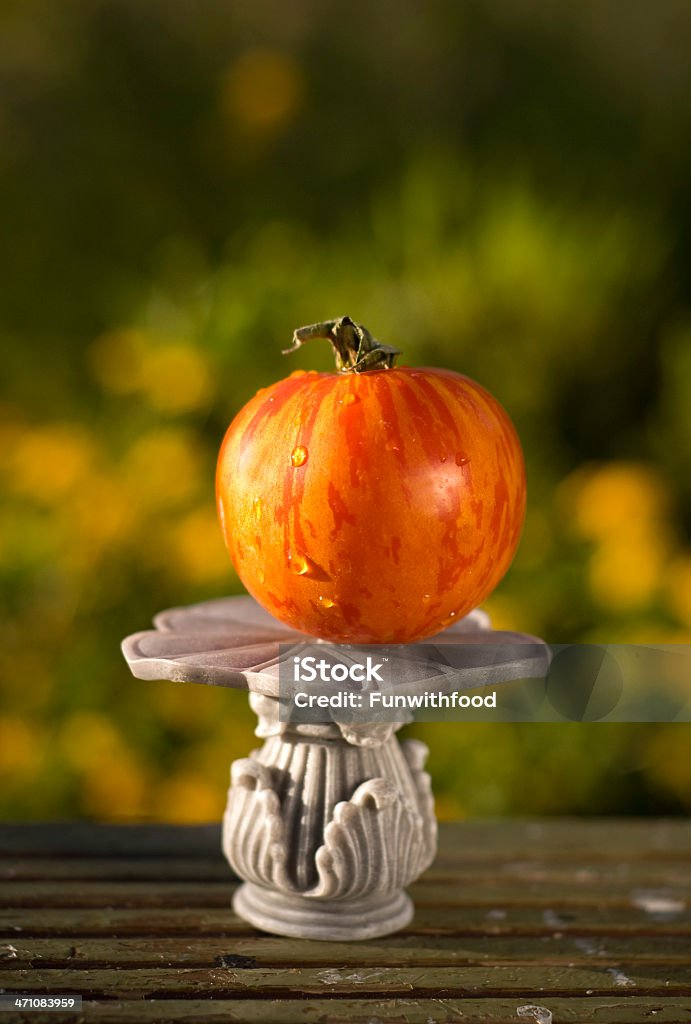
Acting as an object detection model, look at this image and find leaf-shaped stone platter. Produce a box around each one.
[121,594,546,699]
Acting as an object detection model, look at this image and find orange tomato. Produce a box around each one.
[216,318,526,643]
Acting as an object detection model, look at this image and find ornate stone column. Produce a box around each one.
[223,691,435,939]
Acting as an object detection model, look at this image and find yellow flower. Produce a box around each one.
[154,771,224,823]
[220,49,304,132]
[82,757,149,818]
[8,424,96,503]
[170,506,232,585]
[588,533,666,611]
[59,711,126,770]
[121,427,204,509]
[138,344,213,414]
[65,473,137,560]
[0,716,43,781]
[666,556,691,627]
[559,462,669,542]
[58,712,150,818]
[89,330,213,413]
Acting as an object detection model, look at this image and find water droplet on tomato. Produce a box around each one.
[319,596,336,609]
[289,369,307,378]
[253,497,263,520]
[440,453,448,463]
[291,553,309,576]
[340,393,358,406]
[422,594,431,604]
[288,552,331,581]
[455,452,469,466]
[257,568,265,584]
[291,445,308,467]
[385,441,401,453]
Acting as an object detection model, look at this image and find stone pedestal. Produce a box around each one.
[122,595,545,940]
[224,699,435,939]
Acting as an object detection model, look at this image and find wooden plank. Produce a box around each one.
[1,857,688,887]
[0,820,687,1022]
[3,905,691,938]
[1,962,690,998]
[4,997,691,1024]
[419,864,691,885]
[2,934,690,969]
[1,879,689,911]
[415,879,690,906]
[435,820,691,858]
[0,881,239,909]
[0,824,221,859]
[1,820,689,859]
[0,860,232,882]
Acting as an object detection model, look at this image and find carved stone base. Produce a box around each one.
[222,698,437,941]
[233,883,413,941]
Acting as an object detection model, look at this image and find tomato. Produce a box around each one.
[216,317,526,643]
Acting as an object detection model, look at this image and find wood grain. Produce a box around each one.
[0,820,689,1023]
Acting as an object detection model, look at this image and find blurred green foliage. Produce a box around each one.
[1,0,691,821]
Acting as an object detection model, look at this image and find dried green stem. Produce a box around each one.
[282,316,400,373]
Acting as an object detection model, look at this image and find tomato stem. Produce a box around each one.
[282,316,400,373]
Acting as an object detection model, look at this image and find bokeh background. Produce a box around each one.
[1,0,690,822]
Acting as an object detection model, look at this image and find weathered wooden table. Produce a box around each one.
[1,820,690,1023]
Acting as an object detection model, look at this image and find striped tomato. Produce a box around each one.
[216,317,526,643]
